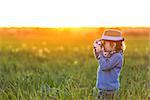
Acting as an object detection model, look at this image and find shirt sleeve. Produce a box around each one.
[98,53,122,71]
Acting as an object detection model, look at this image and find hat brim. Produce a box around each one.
[101,36,124,41]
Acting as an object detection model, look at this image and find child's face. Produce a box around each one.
[103,41,115,52]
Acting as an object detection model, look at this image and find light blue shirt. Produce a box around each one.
[96,51,124,91]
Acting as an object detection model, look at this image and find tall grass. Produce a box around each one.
[0,36,149,99]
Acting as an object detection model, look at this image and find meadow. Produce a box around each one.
[0,28,149,100]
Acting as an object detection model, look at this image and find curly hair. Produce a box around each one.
[102,40,126,53]
[114,41,126,52]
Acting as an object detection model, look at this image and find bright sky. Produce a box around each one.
[0,0,149,27]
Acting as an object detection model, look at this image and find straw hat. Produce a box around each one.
[101,29,124,41]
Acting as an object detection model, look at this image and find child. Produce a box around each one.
[93,29,126,99]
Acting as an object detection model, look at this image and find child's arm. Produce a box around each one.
[98,53,123,71]
[93,48,101,60]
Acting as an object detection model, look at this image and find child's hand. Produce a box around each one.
[93,39,103,60]
[93,39,102,53]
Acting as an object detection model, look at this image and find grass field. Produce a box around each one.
[0,28,149,99]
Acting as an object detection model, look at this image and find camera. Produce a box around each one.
[93,39,103,49]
